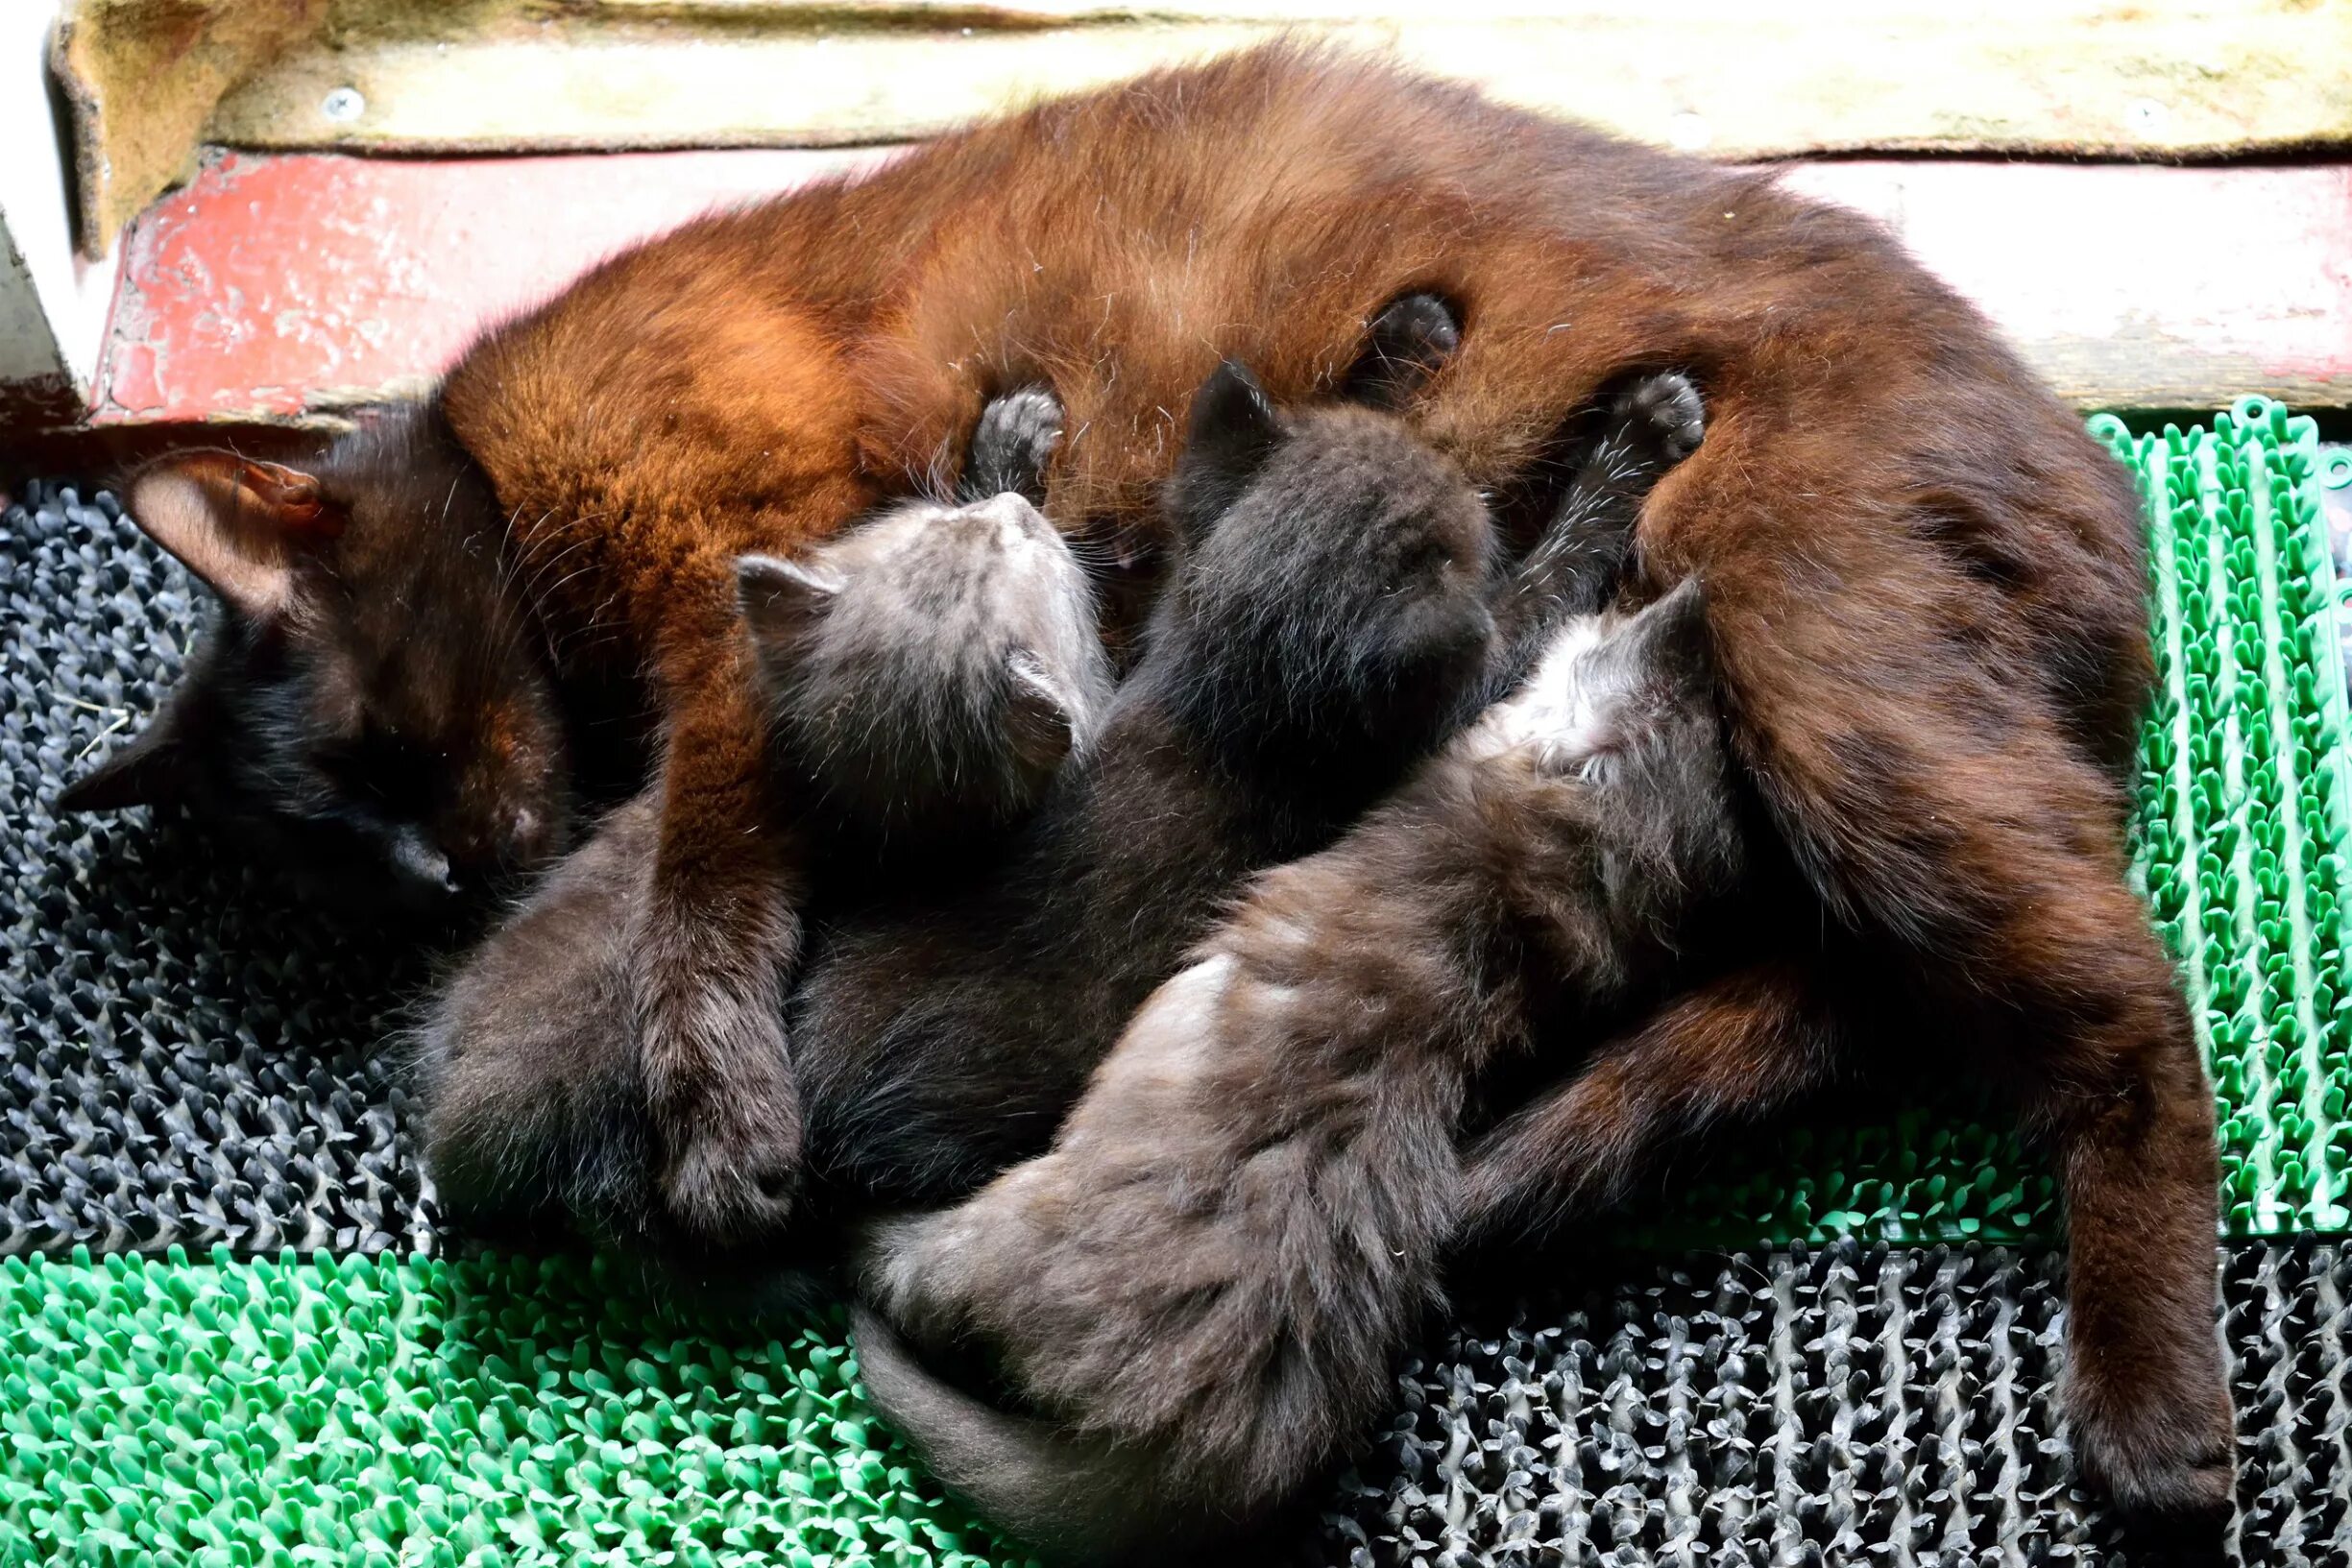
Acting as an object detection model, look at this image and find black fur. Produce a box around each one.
[63,406,570,912]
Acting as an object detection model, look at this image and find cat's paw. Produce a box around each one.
[2070,1363,2236,1528]
[965,384,1064,503]
[631,905,804,1245]
[413,802,660,1242]
[1614,371,1707,467]
[645,1000,804,1244]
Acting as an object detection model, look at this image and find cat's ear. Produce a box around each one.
[737,553,846,661]
[1168,360,1281,544]
[127,451,347,619]
[57,697,203,812]
[1003,649,1079,777]
[1344,292,1462,411]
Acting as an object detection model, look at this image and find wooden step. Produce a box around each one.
[84,149,2352,434]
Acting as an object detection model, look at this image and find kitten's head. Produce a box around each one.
[61,406,569,911]
[1477,579,1746,907]
[739,490,1113,839]
[1153,358,1496,773]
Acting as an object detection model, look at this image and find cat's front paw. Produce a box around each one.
[631,918,804,1245]
[2070,1355,2235,1529]
[1616,371,1706,466]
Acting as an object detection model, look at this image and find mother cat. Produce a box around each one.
[68,44,2223,1516]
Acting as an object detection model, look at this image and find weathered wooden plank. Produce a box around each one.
[2,2,119,433]
[204,1,2352,163]
[52,0,328,256]
[85,150,2352,431]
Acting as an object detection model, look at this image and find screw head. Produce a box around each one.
[322,87,365,124]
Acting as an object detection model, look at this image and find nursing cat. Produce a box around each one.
[72,47,2219,1511]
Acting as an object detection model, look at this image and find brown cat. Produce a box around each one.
[854,579,1746,1563]
[66,44,2219,1514]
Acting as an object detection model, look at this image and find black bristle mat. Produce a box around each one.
[1,480,430,1257]
[1317,1239,2350,1566]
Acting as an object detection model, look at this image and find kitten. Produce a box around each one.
[855,580,1745,1564]
[784,351,1703,1209]
[420,387,1108,1250]
[740,387,1109,852]
[69,46,2219,1509]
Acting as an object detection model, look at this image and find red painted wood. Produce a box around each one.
[1778,160,2352,404]
[97,148,892,423]
[93,149,2352,425]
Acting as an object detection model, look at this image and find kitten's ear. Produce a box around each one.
[127,451,347,619]
[737,553,845,660]
[58,697,203,812]
[1616,577,1715,688]
[1344,292,1462,411]
[1003,649,1079,777]
[1168,360,1281,543]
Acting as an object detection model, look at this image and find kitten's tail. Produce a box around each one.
[850,1308,1213,1568]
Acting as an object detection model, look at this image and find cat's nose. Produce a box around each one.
[387,823,458,895]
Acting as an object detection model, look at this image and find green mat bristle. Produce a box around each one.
[0,1248,1024,1568]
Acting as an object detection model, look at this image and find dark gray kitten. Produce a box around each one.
[855,579,1746,1565]
[418,387,1106,1250]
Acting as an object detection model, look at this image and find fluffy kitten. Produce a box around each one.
[740,385,1109,855]
[421,389,1106,1249]
[856,580,1744,1564]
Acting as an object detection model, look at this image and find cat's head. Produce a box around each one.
[1475,579,1746,905]
[61,406,569,911]
[738,489,1113,839]
[1153,354,1496,772]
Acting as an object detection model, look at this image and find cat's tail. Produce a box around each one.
[850,1308,1222,1568]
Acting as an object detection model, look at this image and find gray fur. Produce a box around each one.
[740,488,1113,841]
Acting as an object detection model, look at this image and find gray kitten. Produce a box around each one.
[419,388,1110,1253]
[855,578,1746,1564]
[739,387,1109,844]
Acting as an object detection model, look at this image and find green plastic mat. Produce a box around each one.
[1619,397,2352,1245]
[0,1248,1021,1568]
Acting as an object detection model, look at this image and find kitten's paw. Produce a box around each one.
[1616,371,1707,466]
[966,385,1064,503]
[2071,1367,2236,1528]
[1346,292,1463,408]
